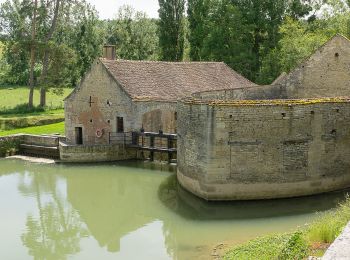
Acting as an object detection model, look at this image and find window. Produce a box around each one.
[117,117,124,133]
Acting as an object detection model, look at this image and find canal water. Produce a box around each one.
[0,158,349,260]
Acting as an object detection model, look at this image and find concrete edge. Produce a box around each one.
[322,221,350,259]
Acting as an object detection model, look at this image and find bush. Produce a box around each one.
[0,138,21,157]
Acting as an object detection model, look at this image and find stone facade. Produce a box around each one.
[177,98,350,200]
[177,35,350,200]
[64,61,177,146]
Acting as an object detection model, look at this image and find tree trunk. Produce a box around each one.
[39,0,61,107]
[28,0,38,108]
[40,87,46,107]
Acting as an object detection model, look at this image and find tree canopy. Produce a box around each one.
[1,0,350,108]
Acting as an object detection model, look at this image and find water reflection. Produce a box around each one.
[17,167,87,259]
[1,159,350,260]
[158,174,350,220]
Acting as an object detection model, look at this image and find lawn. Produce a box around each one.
[0,86,72,110]
[0,122,65,136]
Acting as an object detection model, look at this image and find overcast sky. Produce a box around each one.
[0,0,160,19]
[86,0,160,19]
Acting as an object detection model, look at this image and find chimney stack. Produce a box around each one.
[103,45,116,60]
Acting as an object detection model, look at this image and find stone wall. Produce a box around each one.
[278,35,350,99]
[65,61,178,147]
[65,60,135,145]
[59,142,137,162]
[192,84,286,101]
[177,98,350,200]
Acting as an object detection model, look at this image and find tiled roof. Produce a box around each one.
[100,59,256,101]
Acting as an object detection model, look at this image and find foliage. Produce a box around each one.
[187,0,211,61]
[0,0,103,87]
[201,0,256,80]
[103,5,159,61]
[0,122,64,136]
[224,233,294,260]
[307,195,350,243]
[0,138,20,157]
[225,196,350,259]
[158,0,185,61]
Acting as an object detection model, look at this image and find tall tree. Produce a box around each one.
[158,0,185,61]
[38,0,61,107]
[187,0,211,61]
[28,0,38,108]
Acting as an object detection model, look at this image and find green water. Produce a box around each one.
[0,158,349,260]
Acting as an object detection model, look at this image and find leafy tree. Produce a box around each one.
[187,0,211,61]
[158,0,185,61]
[0,0,103,108]
[201,0,256,79]
[104,5,159,61]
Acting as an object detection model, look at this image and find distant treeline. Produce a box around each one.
[0,0,350,107]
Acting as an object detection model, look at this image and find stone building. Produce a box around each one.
[177,34,350,200]
[64,46,255,146]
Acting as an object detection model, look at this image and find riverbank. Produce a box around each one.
[223,195,350,259]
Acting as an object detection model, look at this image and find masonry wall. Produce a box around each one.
[279,35,350,99]
[192,84,286,101]
[65,61,135,145]
[59,142,137,162]
[177,100,350,200]
[65,61,178,148]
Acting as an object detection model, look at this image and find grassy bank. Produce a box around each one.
[0,110,64,130]
[0,122,65,136]
[0,86,72,111]
[224,196,350,260]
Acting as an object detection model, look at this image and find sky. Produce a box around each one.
[86,0,160,19]
[0,0,160,19]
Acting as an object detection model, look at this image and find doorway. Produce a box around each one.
[75,127,83,145]
[117,117,124,133]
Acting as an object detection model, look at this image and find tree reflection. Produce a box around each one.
[18,170,87,260]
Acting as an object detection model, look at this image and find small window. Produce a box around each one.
[107,120,110,124]
[331,129,337,135]
[282,113,286,118]
[335,52,339,57]
[310,111,314,115]
[174,112,177,120]
[107,100,111,106]
[336,109,340,113]
[90,119,93,123]
[117,117,124,133]
[229,115,233,118]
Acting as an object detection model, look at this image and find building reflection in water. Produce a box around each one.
[6,159,349,260]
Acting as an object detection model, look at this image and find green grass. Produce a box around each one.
[0,122,65,136]
[224,196,350,260]
[0,86,72,111]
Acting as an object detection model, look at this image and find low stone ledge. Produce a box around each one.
[322,221,350,259]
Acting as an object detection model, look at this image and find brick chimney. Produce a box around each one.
[103,45,116,60]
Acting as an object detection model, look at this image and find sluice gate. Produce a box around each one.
[109,131,177,163]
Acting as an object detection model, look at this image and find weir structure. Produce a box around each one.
[176,35,350,200]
